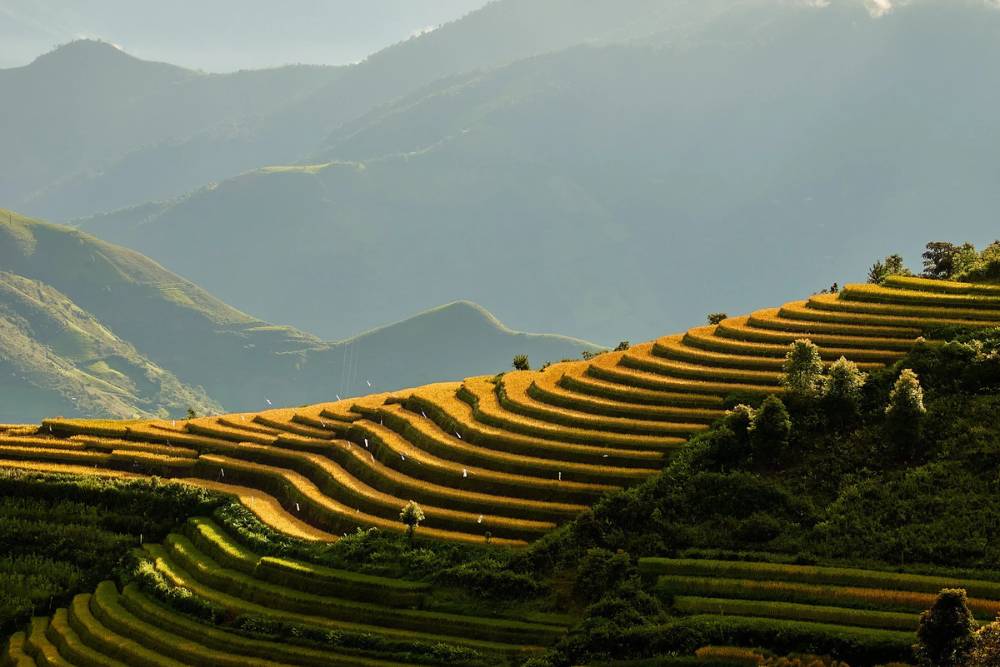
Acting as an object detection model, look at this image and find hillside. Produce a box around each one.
[2,274,1000,664]
[79,0,1000,346]
[0,209,599,418]
[0,272,218,422]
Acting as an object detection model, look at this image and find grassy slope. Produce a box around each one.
[0,209,598,419]
[79,1,1000,347]
[0,271,219,422]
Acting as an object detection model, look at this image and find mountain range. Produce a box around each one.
[0,209,598,422]
[64,0,1000,345]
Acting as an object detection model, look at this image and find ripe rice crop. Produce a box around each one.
[177,479,335,542]
[715,317,918,351]
[460,376,694,448]
[531,365,724,423]
[747,308,924,339]
[842,283,1000,309]
[883,275,1000,296]
[807,293,1000,324]
[559,364,725,407]
[408,382,669,464]
[620,345,785,385]
[498,371,705,435]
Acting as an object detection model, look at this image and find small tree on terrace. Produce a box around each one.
[512,354,530,371]
[915,589,975,667]
[399,500,425,541]
[782,339,824,399]
[707,312,728,325]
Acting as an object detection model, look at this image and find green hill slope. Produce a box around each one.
[0,271,218,422]
[0,209,598,418]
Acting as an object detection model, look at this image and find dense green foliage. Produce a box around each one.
[0,471,221,637]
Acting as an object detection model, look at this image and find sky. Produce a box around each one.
[0,0,491,71]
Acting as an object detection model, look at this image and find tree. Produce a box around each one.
[869,254,912,285]
[885,368,927,453]
[822,356,867,422]
[512,354,530,371]
[970,617,1000,667]
[782,339,824,399]
[399,500,425,541]
[707,312,728,325]
[185,407,197,420]
[923,242,960,279]
[748,396,791,464]
[915,589,975,667]
[613,341,630,352]
[886,368,926,421]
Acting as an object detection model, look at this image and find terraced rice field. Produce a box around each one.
[3,277,1000,664]
[3,516,561,666]
[640,555,1000,658]
[0,278,998,547]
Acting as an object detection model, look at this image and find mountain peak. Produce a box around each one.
[25,39,189,77]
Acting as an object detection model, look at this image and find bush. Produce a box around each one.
[512,354,531,371]
[707,313,729,325]
[574,548,636,603]
[749,396,791,465]
[915,589,976,667]
[822,357,867,424]
[885,368,926,452]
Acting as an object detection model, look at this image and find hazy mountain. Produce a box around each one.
[5,0,731,222]
[0,40,342,219]
[0,209,599,419]
[0,0,489,71]
[79,0,1000,345]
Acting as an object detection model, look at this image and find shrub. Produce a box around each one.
[782,340,824,399]
[822,357,867,423]
[970,616,1000,666]
[885,368,926,450]
[574,548,636,603]
[707,313,729,325]
[512,354,531,371]
[749,396,791,465]
[614,341,631,352]
[868,253,912,285]
[399,500,425,541]
[915,588,976,667]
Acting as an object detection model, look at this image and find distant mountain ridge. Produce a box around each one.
[0,209,599,422]
[77,0,1000,346]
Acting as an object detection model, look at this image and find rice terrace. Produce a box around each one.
[4,1,1000,665]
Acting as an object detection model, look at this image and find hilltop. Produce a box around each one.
[0,209,599,420]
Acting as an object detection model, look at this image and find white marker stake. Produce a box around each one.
[364,438,369,448]
[456,431,462,439]
[477,515,483,524]
[462,469,468,478]
[295,503,300,512]
[558,471,562,481]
